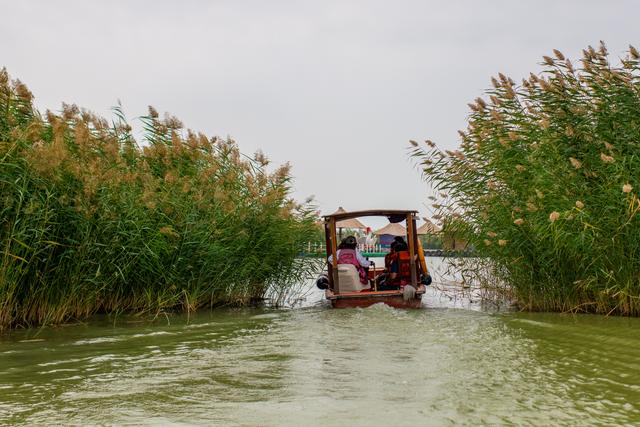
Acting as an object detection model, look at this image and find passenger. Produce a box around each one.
[376,242,396,290]
[383,240,398,273]
[387,237,408,282]
[377,236,433,291]
[328,235,370,284]
[377,237,410,290]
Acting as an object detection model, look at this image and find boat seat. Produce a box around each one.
[336,264,369,293]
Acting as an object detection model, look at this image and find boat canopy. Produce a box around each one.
[323,209,418,223]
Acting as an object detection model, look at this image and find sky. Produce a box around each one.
[2,0,638,224]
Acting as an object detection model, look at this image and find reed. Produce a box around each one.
[412,43,640,315]
[0,69,317,330]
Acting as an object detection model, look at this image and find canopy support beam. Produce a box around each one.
[329,217,339,292]
[406,213,418,288]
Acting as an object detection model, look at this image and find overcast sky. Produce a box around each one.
[2,1,638,222]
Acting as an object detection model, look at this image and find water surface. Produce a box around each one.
[1,260,639,425]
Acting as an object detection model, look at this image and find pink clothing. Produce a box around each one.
[337,249,368,284]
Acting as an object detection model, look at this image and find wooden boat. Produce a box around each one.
[319,209,430,309]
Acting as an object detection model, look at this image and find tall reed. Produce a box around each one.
[0,69,317,330]
[412,43,640,315]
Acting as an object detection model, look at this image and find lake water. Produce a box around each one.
[1,258,639,426]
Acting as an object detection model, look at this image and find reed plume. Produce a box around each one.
[0,69,318,331]
[410,44,640,315]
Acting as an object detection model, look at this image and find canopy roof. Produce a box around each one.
[330,207,368,229]
[324,208,417,223]
[373,223,407,236]
[417,219,441,235]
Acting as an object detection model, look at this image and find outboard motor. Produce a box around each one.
[421,274,432,286]
[316,273,329,290]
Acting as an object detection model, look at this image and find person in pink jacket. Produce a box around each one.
[328,236,370,284]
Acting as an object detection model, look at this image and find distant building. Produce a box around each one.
[416,219,440,235]
[373,223,406,247]
[417,219,443,249]
[442,235,468,251]
[330,206,368,239]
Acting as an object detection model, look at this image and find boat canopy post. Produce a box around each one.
[411,214,427,280]
[406,212,418,287]
[324,220,335,291]
[329,217,339,292]
[411,213,421,280]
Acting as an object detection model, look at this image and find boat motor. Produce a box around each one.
[316,272,329,290]
[421,274,432,286]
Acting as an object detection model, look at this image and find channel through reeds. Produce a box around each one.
[0,69,317,330]
[412,43,640,315]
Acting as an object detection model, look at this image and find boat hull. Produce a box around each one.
[325,285,425,309]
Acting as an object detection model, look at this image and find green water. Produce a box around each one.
[1,303,639,426]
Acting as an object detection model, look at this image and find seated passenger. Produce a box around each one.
[387,237,408,283]
[377,237,410,290]
[328,235,370,285]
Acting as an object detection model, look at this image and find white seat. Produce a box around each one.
[336,264,369,293]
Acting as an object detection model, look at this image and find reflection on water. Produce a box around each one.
[1,258,639,425]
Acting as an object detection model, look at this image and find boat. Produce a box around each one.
[317,209,431,309]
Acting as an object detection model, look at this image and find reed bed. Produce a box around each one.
[412,43,640,315]
[0,69,317,330]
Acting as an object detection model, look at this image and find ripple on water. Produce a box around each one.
[130,331,175,338]
[1,304,640,425]
[71,337,125,345]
